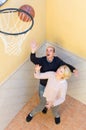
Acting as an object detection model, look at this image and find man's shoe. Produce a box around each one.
[55,117,60,124]
[42,107,48,114]
[26,113,33,122]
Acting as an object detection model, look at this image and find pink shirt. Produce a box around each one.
[34,72,68,106]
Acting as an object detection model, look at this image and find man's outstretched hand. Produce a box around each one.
[73,69,78,77]
[30,40,38,53]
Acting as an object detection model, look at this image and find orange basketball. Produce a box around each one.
[18,5,35,22]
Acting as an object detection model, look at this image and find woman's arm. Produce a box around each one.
[34,71,50,79]
[34,64,50,79]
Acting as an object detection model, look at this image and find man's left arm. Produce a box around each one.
[59,59,78,76]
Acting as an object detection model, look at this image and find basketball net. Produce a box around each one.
[0,8,34,56]
[0,32,29,55]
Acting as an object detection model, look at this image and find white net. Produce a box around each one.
[0,33,29,55]
[0,8,33,55]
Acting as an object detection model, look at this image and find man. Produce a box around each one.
[30,41,78,113]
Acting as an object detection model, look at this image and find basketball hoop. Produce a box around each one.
[0,5,35,55]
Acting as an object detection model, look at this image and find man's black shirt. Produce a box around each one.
[30,53,75,86]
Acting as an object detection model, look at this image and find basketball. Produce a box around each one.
[18,5,35,22]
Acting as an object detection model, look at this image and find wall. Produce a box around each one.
[46,0,86,58]
[0,0,46,83]
[0,58,39,130]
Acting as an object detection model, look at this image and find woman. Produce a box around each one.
[26,65,71,124]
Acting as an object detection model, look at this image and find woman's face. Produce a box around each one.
[56,66,65,77]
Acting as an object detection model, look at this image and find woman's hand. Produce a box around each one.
[35,64,41,72]
[45,101,53,110]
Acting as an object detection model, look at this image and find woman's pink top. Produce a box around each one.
[34,71,67,106]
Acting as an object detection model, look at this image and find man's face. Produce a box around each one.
[46,47,55,58]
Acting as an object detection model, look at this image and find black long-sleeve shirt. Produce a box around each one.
[30,53,75,86]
